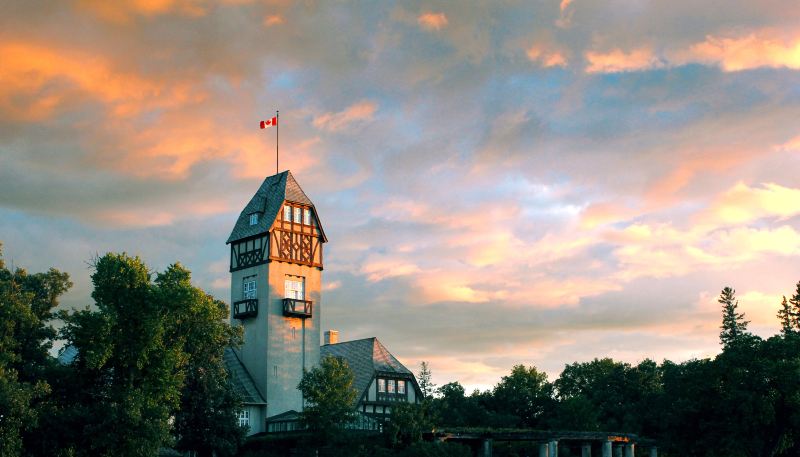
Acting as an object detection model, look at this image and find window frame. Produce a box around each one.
[398,380,406,394]
[242,277,257,300]
[249,213,259,225]
[283,205,292,222]
[377,378,386,393]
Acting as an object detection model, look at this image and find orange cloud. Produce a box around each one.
[580,202,636,229]
[0,41,203,121]
[417,12,448,31]
[526,44,568,67]
[682,33,800,72]
[263,14,284,26]
[78,0,207,22]
[312,100,378,132]
[585,47,663,73]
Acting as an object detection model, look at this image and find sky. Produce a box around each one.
[1,0,800,391]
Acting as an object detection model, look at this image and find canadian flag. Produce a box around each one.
[260,117,278,129]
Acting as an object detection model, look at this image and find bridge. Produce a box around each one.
[429,429,658,457]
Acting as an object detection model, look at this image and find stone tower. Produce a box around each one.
[226,171,326,421]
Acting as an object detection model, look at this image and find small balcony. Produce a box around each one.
[283,298,312,318]
[233,298,258,319]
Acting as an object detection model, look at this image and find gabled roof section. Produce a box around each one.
[224,348,266,405]
[320,337,415,406]
[227,170,326,244]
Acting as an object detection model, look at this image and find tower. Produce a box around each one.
[226,171,326,423]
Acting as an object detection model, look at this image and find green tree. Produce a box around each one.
[418,361,436,400]
[60,253,185,457]
[0,243,70,457]
[388,402,433,447]
[778,296,793,335]
[156,263,245,457]
[719,286,749,346]
[789,282,800,331]
[492,365,552,428]
[297,355,357,441]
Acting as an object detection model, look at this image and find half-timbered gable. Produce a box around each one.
[321,337,422,421]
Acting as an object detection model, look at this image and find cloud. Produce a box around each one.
[312,100,378,132]
[263,14,284,26]
[705,182,800,225]
[526,44,568,67]
[417,12,448,31]
[585,47,664,73]
[681,33,800,71]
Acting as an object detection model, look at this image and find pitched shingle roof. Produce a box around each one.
[224,348,266,405]
[226,170,326,244]
[320,337,415,405]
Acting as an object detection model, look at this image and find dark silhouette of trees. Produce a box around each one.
[719,286,750,346]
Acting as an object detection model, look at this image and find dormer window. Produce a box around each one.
[249,213,259,225]
[284,205,292,221]
[377,379,386,393]
[303,208,311,225]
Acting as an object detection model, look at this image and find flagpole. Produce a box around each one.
[276,110,279,174]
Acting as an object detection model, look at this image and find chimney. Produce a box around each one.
[324,330,339,345]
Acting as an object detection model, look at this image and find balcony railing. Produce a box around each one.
[233,298,258,319]
[283,298,312,318]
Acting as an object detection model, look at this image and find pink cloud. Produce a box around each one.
[263,14,284,26]
[526,44,568,67]
[312,100,378,132]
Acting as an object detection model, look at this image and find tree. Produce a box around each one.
[0,243,70,457]
[789,281,800,331]
[388,402,433,447]
[492,365,552,428]
[719,286,749,346]
[156,263,245,457]
[297,355,357,441]
[60,253,185,457]
[778,296,794,335]
[418,361,436,400]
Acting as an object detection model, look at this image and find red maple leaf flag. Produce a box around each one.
[260,117,278,129]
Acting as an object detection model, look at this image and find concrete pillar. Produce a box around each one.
[582,443,592,457]
[602,442,612,457]
[649,447,657,457]
[549,440,559,457]
[539,443,549,457]
[624,443,634,457]
[480,439,493,457]
[613,444,623,457]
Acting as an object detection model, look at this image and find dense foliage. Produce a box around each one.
[0,247,245,457]
[419,285,800,457]
[3,242,800,457]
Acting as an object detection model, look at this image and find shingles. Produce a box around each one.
[320,337,414,406]
[224,347,266,405]
[226,171,322,244]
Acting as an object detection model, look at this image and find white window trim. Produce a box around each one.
[249,213,259,225]
[377,378,386,393]
[284,205,292,221]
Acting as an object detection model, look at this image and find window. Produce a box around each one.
[249,213,259,225]
[284,205,292,221]
[398,380,406,394]
[242,277,256,299]
[303,208,311,225]
[238,410,250,427]
[377,378,386,393]
[387,379,395,394]
[294,207,302,224]
[285,277,305,300]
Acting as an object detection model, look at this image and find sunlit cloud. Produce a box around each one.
[681,33,800,71]
[312,100,378,132]
[526,44,568,67]
[704,182,800,225]
[585,47,664,73]
[263,14,284,26]
[417,12,448,31]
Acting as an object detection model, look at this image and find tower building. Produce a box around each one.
[226,170,326,432]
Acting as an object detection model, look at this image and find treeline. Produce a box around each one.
[0,246,245,457]
[414,286,800,457]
